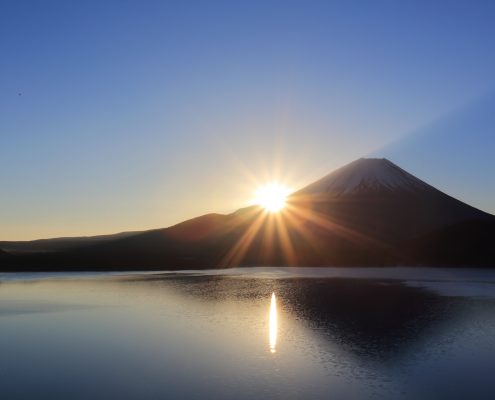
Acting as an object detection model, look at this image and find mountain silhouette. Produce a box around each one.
[0,231,139,254]
[292,158,493,247]
[1,158,494,270]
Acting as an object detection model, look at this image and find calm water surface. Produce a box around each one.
[1,268,495,400]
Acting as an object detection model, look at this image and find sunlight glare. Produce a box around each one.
[254,183,291,212]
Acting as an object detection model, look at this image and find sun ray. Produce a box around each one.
[260,212,276,262]
[219,209,267,267]
[280,206,323,255]
[274,212,297,265]
[285,200,392,251]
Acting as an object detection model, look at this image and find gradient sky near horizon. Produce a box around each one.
[1,0,495,240]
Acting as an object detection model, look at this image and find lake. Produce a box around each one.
[1,267,495,399]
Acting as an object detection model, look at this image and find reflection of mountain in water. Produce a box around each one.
[284,278,464,363]
[140,274,465,363]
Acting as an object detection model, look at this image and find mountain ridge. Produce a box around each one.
[1,157,494,270]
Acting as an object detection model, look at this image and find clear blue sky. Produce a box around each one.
[1,0,494,240]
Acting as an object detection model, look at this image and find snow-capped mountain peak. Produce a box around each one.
[298,158,431,196]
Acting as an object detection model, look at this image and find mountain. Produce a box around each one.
[292,158,491,244]
[2,158,494,270]
[299,158,430,196]
[0,231,140,254]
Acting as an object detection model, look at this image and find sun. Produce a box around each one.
[254,183,291,212]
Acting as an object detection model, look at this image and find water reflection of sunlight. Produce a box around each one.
[269,292,277,353]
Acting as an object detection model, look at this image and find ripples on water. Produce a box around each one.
[0,270,495,399]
